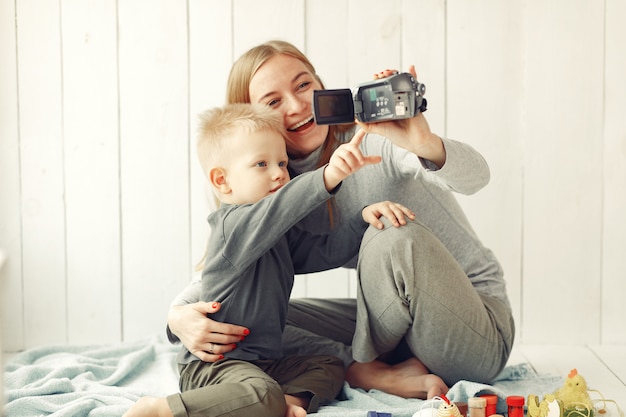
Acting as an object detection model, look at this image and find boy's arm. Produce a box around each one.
[322,129,381,191]
[289,201,415,274]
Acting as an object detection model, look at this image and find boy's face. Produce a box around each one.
[219,129,290,205]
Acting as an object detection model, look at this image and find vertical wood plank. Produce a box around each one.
[16,0,68,348]
[61,0,122,344]
[346,0,403,84]
[602,0,626,344]
[522,1,604,343]
[233,0,305,58]
[118,0,191,342]
[305,0,350,89]
[447,0,525,339]
[0,0,24,352]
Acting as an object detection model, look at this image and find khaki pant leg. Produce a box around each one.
[166,359,286,417]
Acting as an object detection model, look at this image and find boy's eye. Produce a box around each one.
[255,161,267,167]
[279,161,287,168]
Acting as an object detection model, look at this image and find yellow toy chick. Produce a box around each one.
[553,369,593,409]
[528,394,563,417]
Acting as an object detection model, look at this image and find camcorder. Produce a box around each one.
[312,72,427,125]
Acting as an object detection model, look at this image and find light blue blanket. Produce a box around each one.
[4,335,563,417]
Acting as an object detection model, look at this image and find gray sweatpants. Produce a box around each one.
[167,355,344,417]
[285,220,515,386]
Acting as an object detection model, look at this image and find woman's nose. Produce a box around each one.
[284,93,306,114]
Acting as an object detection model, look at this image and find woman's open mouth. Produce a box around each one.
[288,116,314,132]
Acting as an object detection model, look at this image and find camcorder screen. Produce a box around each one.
[312,89,355,125]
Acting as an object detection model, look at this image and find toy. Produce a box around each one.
[528,369,624,417]
[436,395,462,417]
[554,369,593,410]
[412,395,462,417]
[528,394,563,417]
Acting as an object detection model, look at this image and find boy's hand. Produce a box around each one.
[323,129,381,191]
[362,201,415,230]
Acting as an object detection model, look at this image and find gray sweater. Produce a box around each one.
[179,167,365,364]
[170,130,510,352]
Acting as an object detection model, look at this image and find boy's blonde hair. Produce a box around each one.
[196,103,286,179]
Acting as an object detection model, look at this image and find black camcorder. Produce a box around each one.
[312,72,427,125]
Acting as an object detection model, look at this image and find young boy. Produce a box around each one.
[124,103,414,417]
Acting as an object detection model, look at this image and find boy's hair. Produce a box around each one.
[196,103,286,178]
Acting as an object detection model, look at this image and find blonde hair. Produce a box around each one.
[196,102,286,179]
[226,40,353,168]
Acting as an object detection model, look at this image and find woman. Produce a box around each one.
[168,40,515,400]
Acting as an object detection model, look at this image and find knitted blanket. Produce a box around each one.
[4,335,563,416]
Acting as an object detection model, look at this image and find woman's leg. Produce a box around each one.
[284,299,356,368]
[285,298,444,399]
[353,220,515,386]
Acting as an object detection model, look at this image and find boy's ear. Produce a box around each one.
[209,167,231,194]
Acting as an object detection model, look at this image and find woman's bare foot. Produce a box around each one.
[123,397,173,417]
[346,357,448,399]
[284,394,308,417]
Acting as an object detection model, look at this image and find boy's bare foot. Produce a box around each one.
[346,357,448,399]
[284,394,308,417]
[123,397,173,417]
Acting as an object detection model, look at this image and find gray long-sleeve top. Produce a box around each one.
[178,166,365,364]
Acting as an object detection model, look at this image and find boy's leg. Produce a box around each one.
[266,355,345,413]
[353,220,515,386]
[167,360,286,417]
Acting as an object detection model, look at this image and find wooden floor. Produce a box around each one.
[507,345,626,415]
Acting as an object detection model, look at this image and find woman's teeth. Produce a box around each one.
[288,116,314,131]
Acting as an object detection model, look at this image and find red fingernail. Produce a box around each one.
[218,355,224,360]
[240,336,245,341]
[212,302,219,308]
[243,329,250,335]
[231,343,237,349]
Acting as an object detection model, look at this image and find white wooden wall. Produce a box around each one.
[1,0,625,353]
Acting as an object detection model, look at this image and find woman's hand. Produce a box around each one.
[362,201,415,230]
[359,65,446,168]
[167,301,249,362]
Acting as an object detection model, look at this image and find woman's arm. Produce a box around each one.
[167,280,249,361]
[358,65,446,167]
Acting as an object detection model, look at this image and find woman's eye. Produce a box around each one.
[267,98,280,107]
[297,81,311,90]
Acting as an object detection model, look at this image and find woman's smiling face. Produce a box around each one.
[248,54,330,158]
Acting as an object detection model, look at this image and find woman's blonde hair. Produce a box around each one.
[226,40,352,168]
